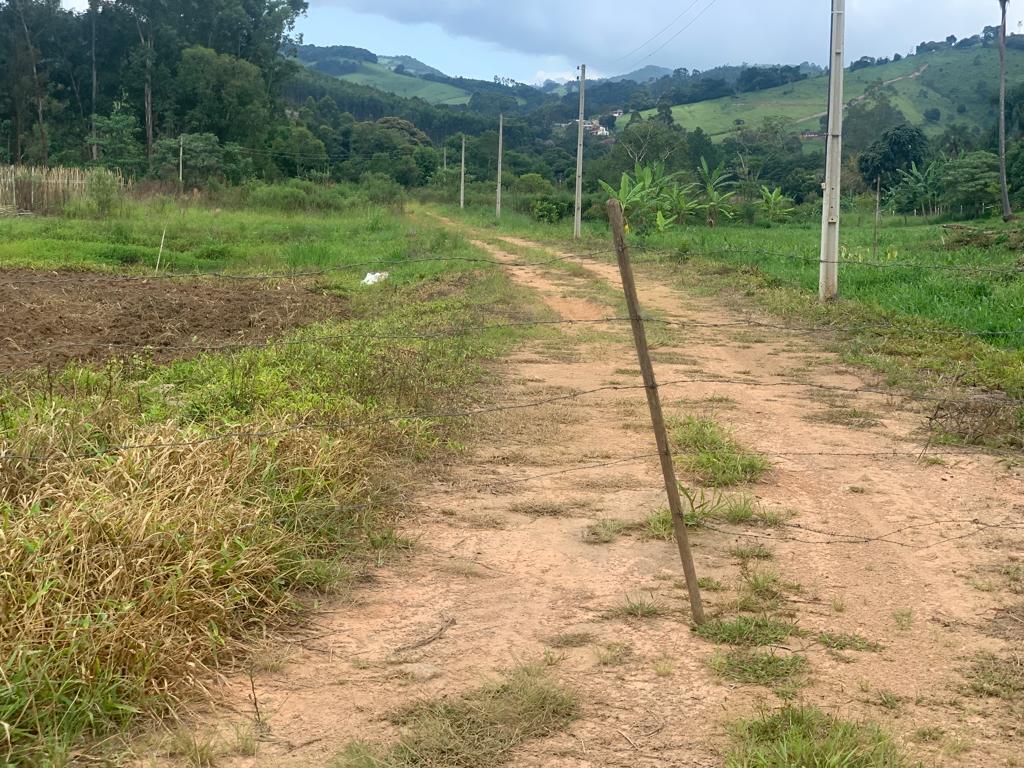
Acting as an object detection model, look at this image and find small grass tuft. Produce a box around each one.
[334,665,578,768]
[595,643,632,666]
[603,594,667,620]
[695,616,798,647]
[545,632,595,649]
[698,577,727,592]
[892,610,914,631]
[582,518,631,544]
[729,544,775,562]
[726,706,910,768]
[712,650,808,687]
[912,726,945,743]
[815,631,883,652]
[672,416,771,487]
[964,652,1024,701]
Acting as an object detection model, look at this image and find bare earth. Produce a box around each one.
[165,217,1024,767]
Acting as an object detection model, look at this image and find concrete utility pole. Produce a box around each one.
[819,0,845,302]
[460,135,466,210]
[574,64,586,239]
[496,113,504,218]
[178,136,184,193]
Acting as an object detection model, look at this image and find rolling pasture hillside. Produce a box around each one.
[340,61,472,105]
[634,46,1024,139]
[296,45,472,105]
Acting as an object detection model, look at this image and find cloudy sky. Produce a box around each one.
[65,1,1018,83]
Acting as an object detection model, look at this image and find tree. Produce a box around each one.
[944,151,1000,213]
[999,0,1014,220]
[857,124,929,189]
[844,83,907,153]
[176,46,271,146]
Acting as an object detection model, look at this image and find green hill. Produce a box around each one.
[632,46,1024,139]
[340,62,471,105]
[295,45,472,105]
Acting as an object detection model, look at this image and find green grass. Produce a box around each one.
[964,653,1024,701]
[545,632,595,649]
[0,200,548,764]
[603,594,667,620]
[712,650,808,687]
[730,544,775,562]
[815,632,883,653]
[631,221,1024,447]
[695,616,798,647]
[671,416,771,486]
[334,665,578,767]
[309,60,471,105]
[726,706,910,768]
[582,518,632,544]
[630,46,1024,141]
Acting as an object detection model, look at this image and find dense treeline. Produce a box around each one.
[0,2,1016,221]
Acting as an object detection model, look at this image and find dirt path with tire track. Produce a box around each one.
[185,214,1022,768]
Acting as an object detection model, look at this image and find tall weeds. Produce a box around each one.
[0,264,531,763]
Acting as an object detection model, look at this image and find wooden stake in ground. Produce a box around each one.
[606,199,705,625]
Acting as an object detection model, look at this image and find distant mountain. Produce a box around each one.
[606,65,674,84]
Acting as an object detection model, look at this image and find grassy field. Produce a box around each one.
[434,202,1024,443]
[336,62,471,105]
[0,199,549,763]
[630,46,1024,139]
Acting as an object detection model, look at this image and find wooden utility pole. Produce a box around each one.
[607,199,705,625]
[574,64,587,239]
[443,145,447,171]
[496,113,504,218]
[999,0,1014,221]
[819,0,845,302]
[460,135,466,210]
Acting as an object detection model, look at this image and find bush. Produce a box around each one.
[354,172,405,209]
[532,196,572,223]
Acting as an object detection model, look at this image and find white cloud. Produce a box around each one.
[312,0,1016,72]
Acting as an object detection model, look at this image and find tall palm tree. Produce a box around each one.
[999,0,1014,220]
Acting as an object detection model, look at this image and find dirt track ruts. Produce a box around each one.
[186,214,1023,767]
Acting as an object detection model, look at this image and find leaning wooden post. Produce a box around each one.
[607,199,705,625]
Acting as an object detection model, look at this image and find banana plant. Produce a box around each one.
[660,182,701,224]
[697,157,736,228]
[599,163,678,233]
[759,185,794,223]
[655,210,678,233]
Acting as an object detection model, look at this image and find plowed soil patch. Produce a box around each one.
[0,270,346,372]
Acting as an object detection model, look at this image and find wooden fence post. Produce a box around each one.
[606,199,705,625]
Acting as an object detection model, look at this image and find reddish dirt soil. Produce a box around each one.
[143,217,1023,767]
[0,270,347,373]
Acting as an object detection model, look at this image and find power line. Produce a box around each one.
[613,0,705,64]
[635,0,723,64]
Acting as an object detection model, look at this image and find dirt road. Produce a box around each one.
[193,217,1023,767]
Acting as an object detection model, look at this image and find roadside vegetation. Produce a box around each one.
[0,196,546,764]
[334,664,578,768]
